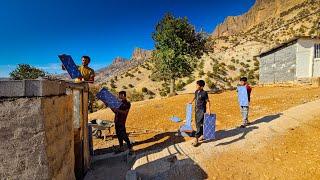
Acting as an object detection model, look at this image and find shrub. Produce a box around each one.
[129,90,144,102]
[128,84,134,88]
[160,91,167,97]
[122,85,128,89]
[10,64,46,80]
[206,71,214,78]
[142,87,148,93]
[227,65,236,71]
[198,70,205,77]
[136,77,141,81]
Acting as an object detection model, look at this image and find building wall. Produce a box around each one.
[296,38,320,78]
[259,43,297,84]
[0,95,75,180]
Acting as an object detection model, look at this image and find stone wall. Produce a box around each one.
[0,80,76,180]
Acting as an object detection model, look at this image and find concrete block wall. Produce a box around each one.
[0,80,75,180]
[259,43,296,84]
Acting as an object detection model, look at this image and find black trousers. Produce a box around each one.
[115,123,132,149]
[195,108,205,138]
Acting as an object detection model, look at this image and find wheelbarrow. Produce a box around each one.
[89,119,115,140]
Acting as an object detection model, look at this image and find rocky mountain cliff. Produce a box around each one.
[212,0,305,37]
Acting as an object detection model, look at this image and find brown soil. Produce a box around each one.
[203,117,320,179]
[89,86,320,155]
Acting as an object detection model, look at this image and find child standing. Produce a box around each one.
[189,80,211,147]
[239,77,252,128]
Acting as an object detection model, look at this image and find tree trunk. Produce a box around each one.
[168,78,177,97]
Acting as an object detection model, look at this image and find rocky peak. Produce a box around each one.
[132,48,152,61]
[112,57,128,64]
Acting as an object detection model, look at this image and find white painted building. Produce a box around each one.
[258,36,320,84]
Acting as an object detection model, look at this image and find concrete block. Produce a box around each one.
[0,79,66,98]
[0,80,25,97]
[24,79,66,97]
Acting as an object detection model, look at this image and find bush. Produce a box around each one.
[122,85,128,89]
[138,70,142,74]
[227,65,236,71]
[136,77,141,81]
[129,90,144,102]
[128,84,134,88]
[198,70,205,77]
[160,91,167,97]
[142,87,148,93]
[206,71,214,78]
[10,64,46,80]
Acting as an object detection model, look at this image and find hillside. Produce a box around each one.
[93,0,320,100]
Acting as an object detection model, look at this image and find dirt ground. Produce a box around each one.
[89,86,320,155]
[203,116,320,179]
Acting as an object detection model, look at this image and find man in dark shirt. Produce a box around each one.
[110,91,133,155]
[189,80,211,147]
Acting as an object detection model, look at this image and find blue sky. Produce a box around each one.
[0,0,255,77]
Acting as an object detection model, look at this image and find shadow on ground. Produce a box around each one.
[94,131,185,155]
[200,113,282,146]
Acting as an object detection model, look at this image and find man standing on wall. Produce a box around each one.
[62,55,95,112]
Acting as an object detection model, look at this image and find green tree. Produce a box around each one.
[151,13,207,96]
[10,64,46,80]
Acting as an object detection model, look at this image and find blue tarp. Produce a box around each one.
[58,54,82,79]
[96,88,122,109]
